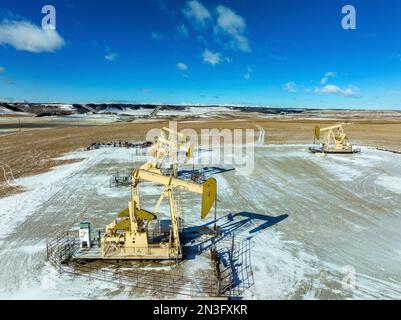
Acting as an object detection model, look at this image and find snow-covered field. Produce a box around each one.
[96,106,238,117]
[157,106,239,117]
[1,145,401,299]
[0,106,14,115]
[57,113,121,124]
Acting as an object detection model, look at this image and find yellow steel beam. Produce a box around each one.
[133,169,217,219]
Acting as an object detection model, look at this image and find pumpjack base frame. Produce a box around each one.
[309,146,361,154]
[72,246,182,261]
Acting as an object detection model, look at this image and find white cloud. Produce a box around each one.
[315,84,361,97]
[0,66,5,73]
[320,72,337,85]
[202,49,222,65]
[176,24,189,38]
[214,5,250,52]
[151,32,163,40]
[105,48,118,61]
[182,1,212,29]
[244,67,252,80]
[105,53,118,61]
[215,6,245,35]
[283,82,297,93]
[176,62,188,71]
[0,19,65,53]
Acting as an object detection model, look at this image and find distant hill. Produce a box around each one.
[0,102,306,117]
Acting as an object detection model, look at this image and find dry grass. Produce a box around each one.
[1,116,401,198]
[0,121,173,197]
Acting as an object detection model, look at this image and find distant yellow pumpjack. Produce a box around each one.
[141,127,192,177]
[310,123,360,154]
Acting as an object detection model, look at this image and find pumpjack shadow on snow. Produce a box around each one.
[178,166,236,180]
[183,212,289,258]
[226,212,289,235]
[182,211,289,296]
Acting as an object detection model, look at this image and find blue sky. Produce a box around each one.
[0,0,401,109]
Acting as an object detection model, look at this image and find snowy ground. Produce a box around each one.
[1,145,401,299]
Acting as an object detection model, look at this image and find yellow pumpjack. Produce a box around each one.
[101,168,217,260]
[141,127,192,177]
[310,123,360,154]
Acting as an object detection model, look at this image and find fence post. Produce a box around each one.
[231,234,235,260]
[45,240,49,261]
[229,234,235,297]
[218,270,222,296]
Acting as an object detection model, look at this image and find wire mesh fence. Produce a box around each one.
[46,229,253,298]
